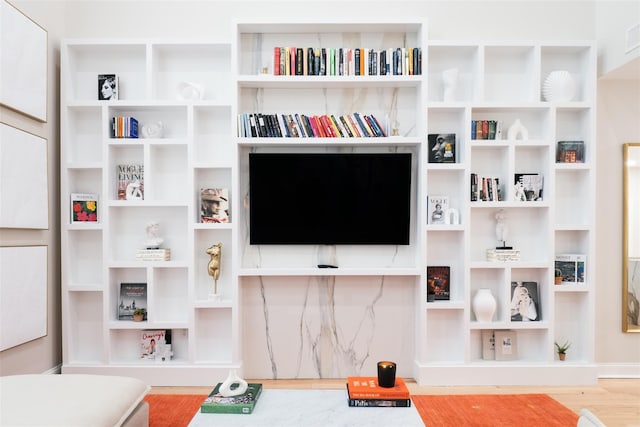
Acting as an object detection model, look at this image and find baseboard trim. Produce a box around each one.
[42,364,62,375]
[597,363,640,378]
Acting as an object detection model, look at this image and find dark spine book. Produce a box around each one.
[249,114,257,137]
[471,120,477,140]
[471,173,478,201]
[353,113,370,137]
[300,115,314,137]
[370,115,386,137]
[307,48,315,76]
[270,114,282,137]
[348,398,412,407]
[294,114,307,137]
[296,48,304,75]
[320,48,327,76]
[313,49,320,76]
[280,114,291,137]
[338,48,344,75]
[365,115,383,137]
[330,115,344,137]
[417,47,422,75]
[354,49,361,76]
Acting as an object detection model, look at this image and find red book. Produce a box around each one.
[274,47,280,76]
[319,115,336,137]
[346,377,410,399]
[313,116,327,138]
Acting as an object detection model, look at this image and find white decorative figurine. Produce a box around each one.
[145,221,164,249]
[495,209,509,248]
[507,118,528,140]
[141,121,164,138]
[219,370,248,397]
[125,180,144,200]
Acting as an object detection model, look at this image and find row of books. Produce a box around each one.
[238,112,387,139]
[471,120,503,140]
[470,174,503,202]
[273,46,422,77]
[111,116,139,138]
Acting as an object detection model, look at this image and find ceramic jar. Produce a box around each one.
[473,288,497,322]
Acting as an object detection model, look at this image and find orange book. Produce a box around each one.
[346,377,410,399]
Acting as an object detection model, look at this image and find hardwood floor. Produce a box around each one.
[151,378,640,426]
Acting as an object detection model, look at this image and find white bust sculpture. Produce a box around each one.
[145,221,164,249]
[495,209,508,247]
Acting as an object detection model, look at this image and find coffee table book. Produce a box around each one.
[200,383,263,414]
[346,377,410,400]
[346,384,411,407]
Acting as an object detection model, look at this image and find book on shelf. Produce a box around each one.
[70,193,98,223]
[427,195,449,224]
[482,330,496,360]
[486,248,521,262]
[140,329,172,361]
[111,116,139,138]
[136,248,171,261]
[200,188,230,223]
[116,163,144,200]
[555,254,586,284]
[118,282,147,321]
[494,330,518,361]
[556,140,585,163]
[428,133,456,163]
[346,377,410,400]
[346,384,411,407]
[200,383,263,414]
[427,266,450,301]
[510,281,540,322]
[98,73,118,100]
[514,173,543,201]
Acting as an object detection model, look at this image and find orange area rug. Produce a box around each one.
[412,393,578,427]
[145,392,579,427]
[144,394,206,427]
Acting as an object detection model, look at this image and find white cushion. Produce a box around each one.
[0,374,150,427]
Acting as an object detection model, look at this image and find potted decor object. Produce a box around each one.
[555,268,563,285]
[555,340,571,361]
[133,308,146,322]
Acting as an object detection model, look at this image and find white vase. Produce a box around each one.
[542,70,576,102]
[473,288,497,322]
[218,370,248,397]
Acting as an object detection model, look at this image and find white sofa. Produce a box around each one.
[0,374,150,427]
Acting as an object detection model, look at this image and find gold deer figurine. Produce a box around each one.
[206,243,222,296]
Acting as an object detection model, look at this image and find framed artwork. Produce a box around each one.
[0,0,47,122]
[0,123,49,229]
[623,143,640,332]
[0,246,48,351]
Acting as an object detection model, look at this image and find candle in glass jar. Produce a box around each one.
[377,361,396,388]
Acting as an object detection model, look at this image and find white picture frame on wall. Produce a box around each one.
[0,0,47,122]
[0,123,49,229]
[0,246,48,351]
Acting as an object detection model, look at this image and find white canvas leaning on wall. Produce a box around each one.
[0,246,48,351]
[0,0,47,122]
[0,123,49,229]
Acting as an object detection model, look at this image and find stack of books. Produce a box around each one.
[136,248,171,261]
[200,383,263,414]
[346,377,411,407]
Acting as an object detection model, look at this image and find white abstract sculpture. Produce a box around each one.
[507,119,528,140]
[442,68,459,102]
[219,370,248,397]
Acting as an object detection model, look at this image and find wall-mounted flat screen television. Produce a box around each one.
[249,152,412,245]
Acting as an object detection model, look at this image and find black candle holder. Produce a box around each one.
[377,361,396,388]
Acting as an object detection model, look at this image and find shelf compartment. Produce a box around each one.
[152,267,189,323]
[483,45,537,103]
[427,169,467,218]
[424,310,465,363]
[193,168,232,224]
[555,107,592,163]
[470,207,550,264]
[194,228,233,301]
[65,291,104,364]
[148,144,188,202]
[193,105,233,165]
[541,45,594,103]
[471,329,548,363]
[470,268,506,322]
[554,169,591,226]
[554,292,590,363]
[109,328,188,364]
[108,105,188,139]
[194,308,233,363]
[108,206,188,263]
[66,229,103,287]
[471,107,552,142]
[427,107,467,164]
[426,231,465,302]
[151,43,232,103]
[428,44,480,102]
[63,43,147,101]
[63,105,103,163]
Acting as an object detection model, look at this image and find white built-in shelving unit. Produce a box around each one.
[61,21,596,386]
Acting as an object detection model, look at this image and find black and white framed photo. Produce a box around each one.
[510,281,540,322]
[428,133,456,163]
[98,74,118,100]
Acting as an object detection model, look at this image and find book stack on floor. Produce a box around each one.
[200,383,263,414]
[346,377,411,407]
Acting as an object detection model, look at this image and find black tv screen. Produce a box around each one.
[249,152,412,245]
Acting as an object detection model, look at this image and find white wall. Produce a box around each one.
[596,0,640,76]
[3,0,638,378]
